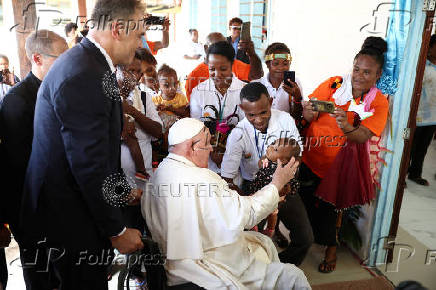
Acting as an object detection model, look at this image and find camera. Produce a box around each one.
[310,100,336,114]
[145,15,166,26]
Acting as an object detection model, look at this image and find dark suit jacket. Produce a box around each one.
[227,36,250,64]
[0,72,40,233]
[21,37,125,251]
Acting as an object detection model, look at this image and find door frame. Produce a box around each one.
[385,8,435,263]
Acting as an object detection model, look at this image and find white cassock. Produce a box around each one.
[141,152,311,290]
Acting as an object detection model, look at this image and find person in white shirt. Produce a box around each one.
[119,50,163,231]
[183,29,204,60]
[221,82,314,266]
[120,51,163,180]
[142,117,310,289]
[190,41,246,173]
[251,43,304,129]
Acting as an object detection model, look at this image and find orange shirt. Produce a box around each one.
[147,41,158,55]
[185,60,250,101]
[302,76,389,178]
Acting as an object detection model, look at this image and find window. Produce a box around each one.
[239,0,269,56]
[211,0,227,35]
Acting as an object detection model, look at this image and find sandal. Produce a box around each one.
[408,177,429,186]
[318,259,336,273]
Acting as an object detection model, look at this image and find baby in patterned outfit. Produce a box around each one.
[249,138,300,237]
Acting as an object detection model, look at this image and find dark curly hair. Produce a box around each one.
[134,48,157,65]
[264,42,290,62]
[157,64,177,78]
[355,36,388,69]
[229,17,243,26]
[206,41,235,65]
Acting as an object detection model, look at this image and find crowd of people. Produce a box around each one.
[1,0,433,289]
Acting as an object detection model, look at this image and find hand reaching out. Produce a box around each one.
[271,157,299,194]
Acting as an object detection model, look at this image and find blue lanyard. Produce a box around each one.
[253,125,267,159]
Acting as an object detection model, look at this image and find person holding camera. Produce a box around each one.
[251,42,304,128]
[227,17,250,64]
[185,32,263,100]
[142,14,170,55]
[300,37,389,273]
[0,55,20,101]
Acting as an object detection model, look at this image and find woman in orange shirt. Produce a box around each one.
[299,37,389,273]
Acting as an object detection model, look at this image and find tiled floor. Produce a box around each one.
[400,139,436,250]
[379,139,436,290]
[378,226,436,290]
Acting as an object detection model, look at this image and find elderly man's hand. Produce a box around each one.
[110,228,144,254]
[271,157,299,194]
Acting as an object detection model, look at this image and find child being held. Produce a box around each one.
[248,138,301,237]
[137,48,160,96]
[117,66,149,182]
[152,64,190,131]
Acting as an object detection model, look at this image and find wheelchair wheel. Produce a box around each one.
[117,267,148,290]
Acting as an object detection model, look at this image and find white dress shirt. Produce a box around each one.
[221,109,302,181]
[190,76,246,123]
[185,40,204,59]
[86,35,116,73]
[141,153,310,289]
[251,73,303,113]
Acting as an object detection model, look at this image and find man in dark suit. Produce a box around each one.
[0,29,67,289]
[227,17,250,64]
[20,1,146,288]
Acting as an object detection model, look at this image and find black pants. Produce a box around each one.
[277,193,314,266]
[47,248,113,290]
[409,125,436,178]
[7,223,59,290]
[0,248,7,289]
[299,163,338,247]
[243,177,315,266]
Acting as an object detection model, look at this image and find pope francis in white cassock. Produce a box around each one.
[141,118,311,290]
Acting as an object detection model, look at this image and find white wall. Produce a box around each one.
[0,0,19,76]
[268,0,391,97]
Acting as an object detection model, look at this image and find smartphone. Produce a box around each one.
[283,71,295,87]
[310,100,336,114]
[240,22,251,41]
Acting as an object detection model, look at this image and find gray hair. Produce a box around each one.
[0,54,9,63]
[205,32,226,46]
[90,0,146,24]
[25,30,65,60]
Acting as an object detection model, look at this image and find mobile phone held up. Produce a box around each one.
[283,71,295,87]
[310,100,336,114]
[240,22,251,42]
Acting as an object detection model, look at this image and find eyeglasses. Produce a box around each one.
[192,139,212,151]
[230,26,241,30]
[40,53,60,58]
